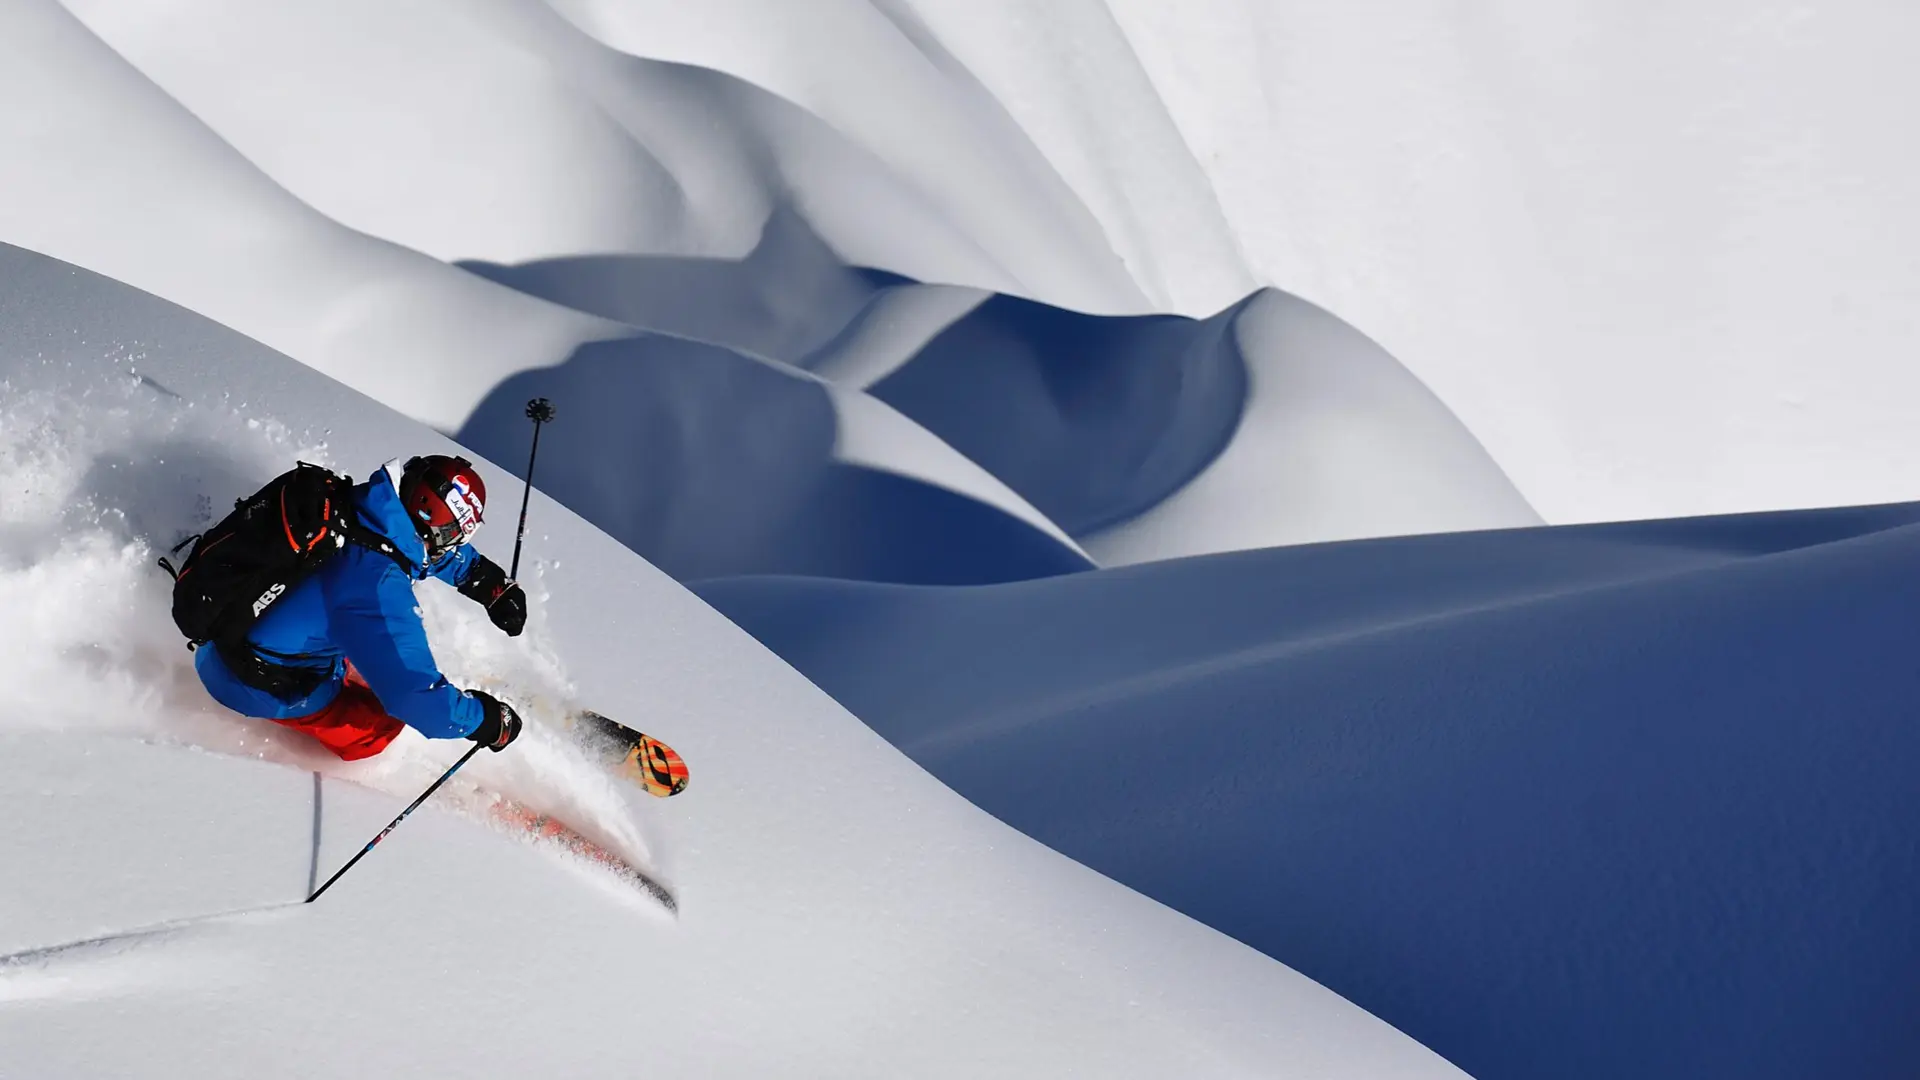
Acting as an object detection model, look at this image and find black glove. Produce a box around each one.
[466,690,523,752]
[458,555,527,637]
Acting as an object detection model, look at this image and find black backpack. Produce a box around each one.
[159,463,405,652]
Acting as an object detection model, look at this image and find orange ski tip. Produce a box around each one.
[625,736,691,797]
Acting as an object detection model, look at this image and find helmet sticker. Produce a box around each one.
[443,481,481,540]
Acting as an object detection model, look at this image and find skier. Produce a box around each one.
[192,455,529,761]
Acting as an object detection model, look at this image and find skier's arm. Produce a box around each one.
[453,553,527,636]
[428,542,480,588]
[325,550,485,739]
[425,545,525,635]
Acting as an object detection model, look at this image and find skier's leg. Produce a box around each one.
[274,662,405,761]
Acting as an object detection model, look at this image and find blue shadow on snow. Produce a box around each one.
[457,334,1089,585]
[696,501,1920,1080]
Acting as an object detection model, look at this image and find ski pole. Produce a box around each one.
[509,397,555,580]
[305,743,484,903]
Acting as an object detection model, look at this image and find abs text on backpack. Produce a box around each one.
[160,463,403,650]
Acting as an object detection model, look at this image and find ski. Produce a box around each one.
[567,711,691,798]
[488,796,676,912]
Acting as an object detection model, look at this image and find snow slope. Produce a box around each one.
[448,278,1533,581]
[548,0,1232,313]
[7,0,1129,579]
[453,329,1092,585]
[19,0,1916,547]
[5,4,1913,1074]
[830,286,1538,560]
[700,502,1920,1080]
[61,0,1131,314]
[0,246,1462,1077]
[0,0,616,432]
[24,0,1544,566]
[1074,289,1541,560]
[1093,0,1920,525]
[563,0,1920,527]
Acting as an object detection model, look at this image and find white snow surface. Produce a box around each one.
[0,0,614,432]
[549,0,1920,524]
[0,248,1461,1076]
[1093,0,1920,523]
[11,0,1550,569]
[1083,290,1541,565]
[3,1,1906,1071]
[60,0,1103,309]
[3,1,1910,553]
[0,0,1098,565]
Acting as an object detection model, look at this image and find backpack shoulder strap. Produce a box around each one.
[318,470,414,576]
[341,519,415,575]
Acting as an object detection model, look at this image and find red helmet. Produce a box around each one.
[399,455,486,556]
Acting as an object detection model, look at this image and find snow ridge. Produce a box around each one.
[0,242,1462,1079]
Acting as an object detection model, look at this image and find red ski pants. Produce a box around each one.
[274,662,405,761]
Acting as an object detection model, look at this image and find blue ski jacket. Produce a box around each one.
[194,460,486,739]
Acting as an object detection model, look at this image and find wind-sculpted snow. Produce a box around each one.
[544,0,1258,313]
[547,0,1920,526]
[700,504,1920,1080]
[863,287,1537,553]
[0,0,1100,587]
[24,0,1920,540]
[456,333,1091,585]
[1082,290,1541,561]
[60,0,1050,305]
[460,205,913,367]
[0,0,623,433]
[450,271,1529,583]
[6,1,1915,1074]
[864,293,1247,536]
[0,244,1463,1078]
[5,0,1540,568]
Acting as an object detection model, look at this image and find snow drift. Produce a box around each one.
[455,330,1092,585]
[701,503,1920,1080]
[852,285,1538,562]
[0,243,1462,1077]
[8,2,1916,1073]
[1,0,1100,587]
[453,279,1535,583]
[576,0,1920,527]
[28,0,1920,537]
[13,0,1541,569]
